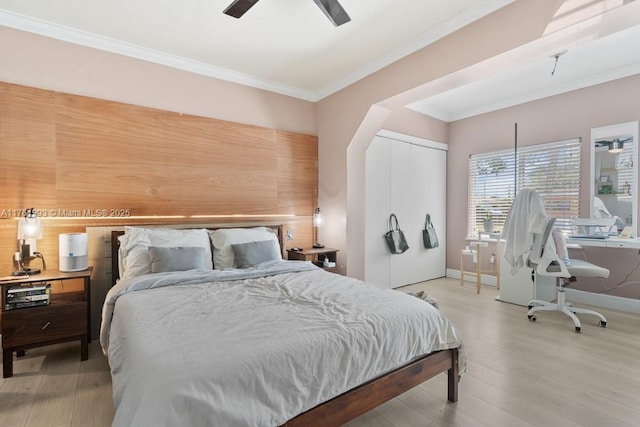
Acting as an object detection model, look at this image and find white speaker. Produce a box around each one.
[59,233,88,272]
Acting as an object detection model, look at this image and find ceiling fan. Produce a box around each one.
[596,137,633,153]
[223,0,351,27]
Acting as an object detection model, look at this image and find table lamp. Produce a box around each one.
[14,208,45,275]
[313,207,325,248]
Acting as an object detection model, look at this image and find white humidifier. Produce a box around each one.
[59,233,88,272]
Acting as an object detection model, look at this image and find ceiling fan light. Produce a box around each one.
[608,139,624,153]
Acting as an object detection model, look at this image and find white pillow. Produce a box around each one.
[118,227,213,279]
[209,227,280,269]
[120,245,153,279]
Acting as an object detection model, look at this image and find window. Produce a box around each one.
[467,138,581,237]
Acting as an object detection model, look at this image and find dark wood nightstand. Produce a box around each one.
[287,247,339,270]
[0,268,92,378]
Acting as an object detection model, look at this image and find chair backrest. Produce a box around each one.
[531,217,556,260]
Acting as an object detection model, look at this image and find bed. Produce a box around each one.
[101,224,465,426]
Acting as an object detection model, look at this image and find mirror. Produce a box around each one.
[590,121,639,237]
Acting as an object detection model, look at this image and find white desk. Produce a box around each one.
[566,236,640,249]
[496,240,556,306]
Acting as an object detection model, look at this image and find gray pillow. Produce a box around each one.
[231,239,281,268]
[149,246,207,273]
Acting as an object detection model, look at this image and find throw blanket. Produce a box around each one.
[502,189,569,278]
[502,188,548,274]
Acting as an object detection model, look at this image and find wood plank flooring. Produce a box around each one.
[1,278,638,426]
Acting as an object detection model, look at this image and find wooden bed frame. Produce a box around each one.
[109,224,460,425]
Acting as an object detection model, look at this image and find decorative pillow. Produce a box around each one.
[231,239,281,268]
[149,246,206,273]
[119,227,213,279]
[209,227,280,269]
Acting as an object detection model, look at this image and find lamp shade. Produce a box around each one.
[312,207,325,248]
[313,208,325,228]
[17,217,42,240]
[608,139,624,153]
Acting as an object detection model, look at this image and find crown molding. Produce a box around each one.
[0,9,318,102]
[1,1,515,104]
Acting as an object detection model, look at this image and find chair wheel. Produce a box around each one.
[528,305,534,310]
[575,326,581,333]
[528,315,536,322]
[600,321,607,328]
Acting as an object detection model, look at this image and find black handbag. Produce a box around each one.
[423,213,439,249]
[384,214,410,254]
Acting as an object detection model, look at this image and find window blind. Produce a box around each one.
[467,138,581,237]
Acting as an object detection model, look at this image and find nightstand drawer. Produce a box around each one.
[1,303,87,348]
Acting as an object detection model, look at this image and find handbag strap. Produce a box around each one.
[389,213,400,231]
[425,213,432,229]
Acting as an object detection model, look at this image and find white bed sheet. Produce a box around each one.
[101,261,464,427]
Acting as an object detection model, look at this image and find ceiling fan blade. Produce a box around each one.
[223,0,260,19]
[313,0,351,26]
[599,137,633,144]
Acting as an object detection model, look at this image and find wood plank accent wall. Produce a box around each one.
[0,82,318,274]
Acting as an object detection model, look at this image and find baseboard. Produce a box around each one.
[565,288,640,313]
[446,268,498,287]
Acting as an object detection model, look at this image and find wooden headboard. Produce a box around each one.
[111,225,284,286]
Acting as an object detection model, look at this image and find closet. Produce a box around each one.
[364,131,447,288]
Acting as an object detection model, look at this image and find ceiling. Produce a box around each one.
[0,0,515,101]
[1,0,639,122]
[408,1,640,121]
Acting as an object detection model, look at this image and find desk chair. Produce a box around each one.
[503,188,609,333]
[527,217,609,332]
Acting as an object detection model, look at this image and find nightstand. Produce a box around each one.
[287,247,339,270]
[0,267,92,378]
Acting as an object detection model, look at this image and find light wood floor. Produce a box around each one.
[1,278,639,426]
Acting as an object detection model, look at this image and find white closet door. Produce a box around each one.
[365,133,447,289]
[408,144,447,283]
[364,136,391,288]
[389,141,414,288]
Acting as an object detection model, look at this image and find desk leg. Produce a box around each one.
[476,244,481,294]
[496,241,501,290]
[460,250,464,286]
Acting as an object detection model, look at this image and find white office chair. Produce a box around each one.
[503,189,609,332]
[527,217,609,332]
